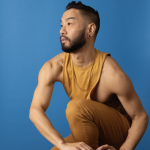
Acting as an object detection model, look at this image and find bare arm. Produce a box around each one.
[103,57,149,150]
[29,58,94,150]
[29,61,65,149]
[115,73,149,150]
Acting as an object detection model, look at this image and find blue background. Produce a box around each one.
[0,0,150,149]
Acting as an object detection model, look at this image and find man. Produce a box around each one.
[29,1,149,150]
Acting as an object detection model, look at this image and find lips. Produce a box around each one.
[61,37,68,43]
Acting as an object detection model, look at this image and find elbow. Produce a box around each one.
[29,108,32,121]
[133,112,149,125]
[139,112,149,126]
[142,111,149,123]
[143,113,149,129]
[29,107,35,122]
[145,113,149,125]
[29,107,44,123]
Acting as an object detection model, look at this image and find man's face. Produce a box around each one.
[60,9,87,53]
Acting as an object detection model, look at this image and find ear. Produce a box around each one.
[87,23,96,38]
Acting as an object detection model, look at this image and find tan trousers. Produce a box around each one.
[51,98,130,150]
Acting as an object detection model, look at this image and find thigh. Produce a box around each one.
[50,134,75,150]
[76,99,130,149]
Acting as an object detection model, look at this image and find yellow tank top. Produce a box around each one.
[62,49,132,125]
[62,49,109,100]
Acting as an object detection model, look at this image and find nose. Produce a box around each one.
[60,25,67,36]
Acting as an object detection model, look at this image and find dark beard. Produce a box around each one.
[60,28,86,53]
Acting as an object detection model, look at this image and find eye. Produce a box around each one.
[68,22,71,25]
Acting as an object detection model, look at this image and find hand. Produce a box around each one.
[96,144,117,150]
[59,141,93,150]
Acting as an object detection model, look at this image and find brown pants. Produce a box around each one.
[51,98,130,150]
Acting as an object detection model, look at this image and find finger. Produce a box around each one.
[99,144,111,149]
[79,142,93,150]
[82,143,93,150]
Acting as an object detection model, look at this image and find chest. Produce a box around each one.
[90,71,114,103]
[59,58,114,103]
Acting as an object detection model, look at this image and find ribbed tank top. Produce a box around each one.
[62,49,132,125]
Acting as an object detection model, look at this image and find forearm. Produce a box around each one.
[120,114,149,150]
[29,107,65,149]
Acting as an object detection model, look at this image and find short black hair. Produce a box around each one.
[66,1,100,38]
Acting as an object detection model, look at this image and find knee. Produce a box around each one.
[65,98,86,120]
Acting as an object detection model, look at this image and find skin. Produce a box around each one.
[29,9,149,150]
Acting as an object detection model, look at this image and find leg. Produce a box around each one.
[50,134,75,150]
[65,98,130,150]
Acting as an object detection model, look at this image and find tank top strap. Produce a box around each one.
[87,50,111,100]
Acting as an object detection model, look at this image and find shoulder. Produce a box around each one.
[38,52,65,84]
[102,55,123,76]
[102,56,133,95]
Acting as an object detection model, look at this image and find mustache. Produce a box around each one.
[60,35,70,42]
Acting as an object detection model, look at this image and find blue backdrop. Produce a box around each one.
[0,0,150,150]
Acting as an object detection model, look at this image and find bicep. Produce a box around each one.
[30,61,56,112]
[113,72,146,119]
[31,83,54,112]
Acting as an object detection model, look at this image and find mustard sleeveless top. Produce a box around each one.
[62,49,132,125]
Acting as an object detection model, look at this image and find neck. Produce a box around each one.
[70,44,96,68]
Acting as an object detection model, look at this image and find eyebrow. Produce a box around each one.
[60,17,76,22]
